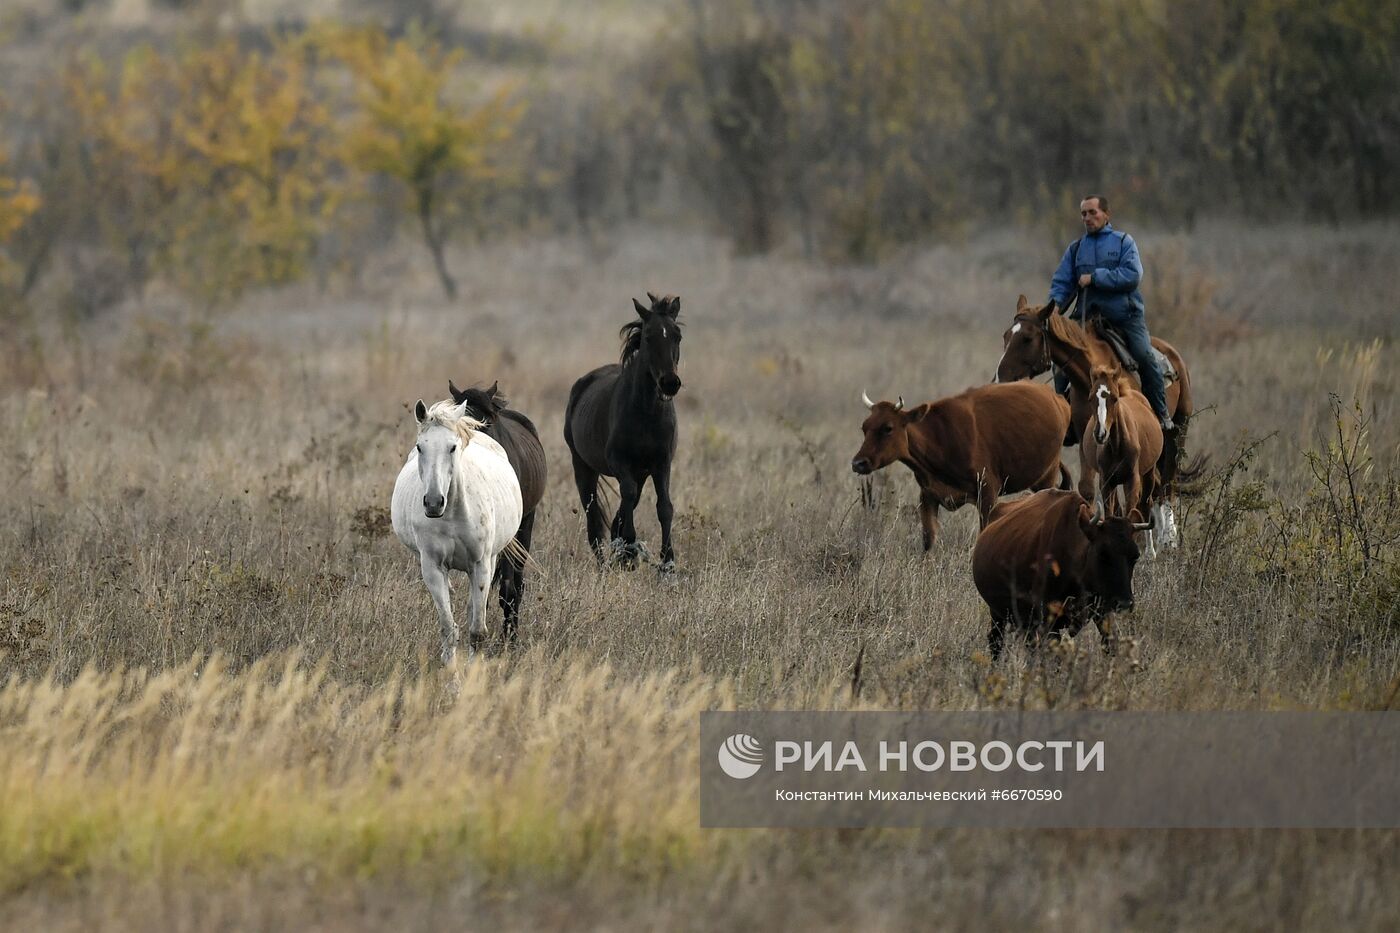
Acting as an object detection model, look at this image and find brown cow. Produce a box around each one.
[1079,366,1164,553]
[972,488,1151,658]
[851,382,1072,550]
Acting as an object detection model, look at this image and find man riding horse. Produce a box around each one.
[1048,194,1174,436]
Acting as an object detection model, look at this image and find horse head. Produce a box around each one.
[624,293,683,400]
[1089,365,1124,445]
[447,379,506,421]
[412,398,479,518]
[994,295,1055,382]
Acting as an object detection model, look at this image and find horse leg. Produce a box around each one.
[498,511,534,645]
[1124,468,1143,522]
[1158,429,1180,497]
[465,558,492,656]
[494,553,518,646]
[653,465,676,571]
[1163,421,1186,548]
[1077,442,1099,507]
[987,616,1008,661]
[609,471,644,567]
[420,555,457,667]
[570,449,609,562]
[918,488,941,551]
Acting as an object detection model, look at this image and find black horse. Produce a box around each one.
[564,292,683,570]
[447,379,546,643]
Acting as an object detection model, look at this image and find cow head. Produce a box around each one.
[1077,504,1152,611]
[852,393,928,475]
[994,295,1055,383]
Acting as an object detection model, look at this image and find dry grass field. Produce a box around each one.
[2,222,1399,930]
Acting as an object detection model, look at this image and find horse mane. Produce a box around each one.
[420,399,485,445]
[619,319,645,362]
[1045,310,1094,356]
[619,296,682,363]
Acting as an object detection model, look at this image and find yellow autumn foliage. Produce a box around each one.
[60,35,336,305]
[0,147,40,292]
[326,24,524,298]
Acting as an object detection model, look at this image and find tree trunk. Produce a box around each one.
[417,184,457,300]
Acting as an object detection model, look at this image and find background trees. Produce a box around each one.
[1,0,1396,309]
[330,25,523,299]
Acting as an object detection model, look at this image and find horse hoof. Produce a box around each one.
[657,559,677,579]
[610,537,641,569]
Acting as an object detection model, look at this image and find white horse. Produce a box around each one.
[392,398,524,665]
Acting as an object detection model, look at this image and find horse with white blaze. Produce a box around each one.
[391,398,524,665]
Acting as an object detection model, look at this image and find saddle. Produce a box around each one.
[1090,318,1177,386]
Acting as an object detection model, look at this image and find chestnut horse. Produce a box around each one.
[994,296,1198,545]
[1081,367,1163,556]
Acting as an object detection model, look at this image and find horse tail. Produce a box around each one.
[1177,452,1211,483]
[502,537,543,576]
[594,475,618,511]
[1171,453,1213,496]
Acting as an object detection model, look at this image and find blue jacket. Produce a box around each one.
[1048,223,1144,322]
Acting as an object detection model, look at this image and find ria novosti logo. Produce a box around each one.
[718,734,764,779]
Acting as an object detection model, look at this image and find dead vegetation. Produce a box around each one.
[0,224,1398,929]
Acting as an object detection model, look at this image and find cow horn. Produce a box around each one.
[861,389,875,409]
[896,395,905,411]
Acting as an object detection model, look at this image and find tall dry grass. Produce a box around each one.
[1,223,1399,928]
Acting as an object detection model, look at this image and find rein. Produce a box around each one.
[1037,317,1054,376]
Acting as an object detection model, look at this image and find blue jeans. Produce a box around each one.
[1053,312,1169,419]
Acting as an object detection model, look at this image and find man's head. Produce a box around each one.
[1080,195,1110,234]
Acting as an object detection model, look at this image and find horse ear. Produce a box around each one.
[1037,300,1056,322]
[646,291,660,305]
[663,295,680,318]
[633,297,651,319]
[414,399,428,423]
[487,380,499,399]
[448,380,466,403]
[1016,294,1028,312]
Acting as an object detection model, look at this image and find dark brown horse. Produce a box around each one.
[564,293,683,571]
[994,295,1199,546]
[447,379,546,643]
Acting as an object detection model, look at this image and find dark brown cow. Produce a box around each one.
[972,488,1151,658]
[1079,365,1163,534]
[851,382,1072,550]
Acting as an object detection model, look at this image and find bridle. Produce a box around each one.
[1008,313,1054,382]
[1035,315,1054,375]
